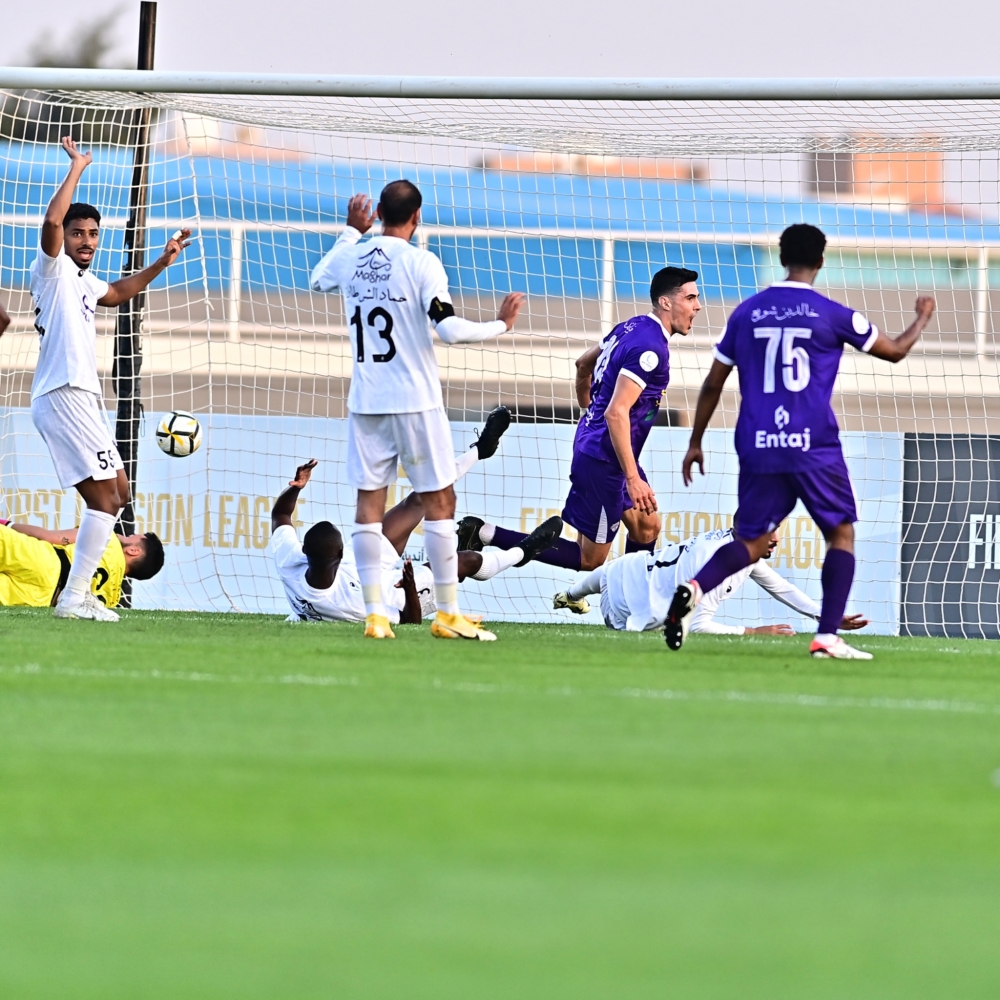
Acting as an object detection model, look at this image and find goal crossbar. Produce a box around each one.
[4,68,1000,101]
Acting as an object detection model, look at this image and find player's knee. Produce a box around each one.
[826,521,854,549]
[579,551,606,572]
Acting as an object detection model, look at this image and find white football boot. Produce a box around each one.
[809,634,872,660]
[553,592,591,615]
[54,591,120,622]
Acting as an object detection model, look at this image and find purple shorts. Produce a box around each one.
[562,451,647,545]
[734,455,858,539]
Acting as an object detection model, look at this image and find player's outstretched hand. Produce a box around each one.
[290,458,317,488]
[497,292,526,331]
[160,229,192,267]
[61,136,92,168]
[915,296,936,323]
[346,194,377,234]
[395,559,415,591]
[746,624,795,635]
[627,475,657,515]
[681,443,704,487]
[839,613,869,631]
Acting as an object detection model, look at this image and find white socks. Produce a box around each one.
[479,522,496,545]
[566,567,605,601]
[352,522,387,618]
[455,448,478,482]
[470,547,523,581]
[62,508,116,605]
[423,518,460,615]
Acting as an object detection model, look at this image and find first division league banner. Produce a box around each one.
[1,410,904,633]
[901,435,1000,639]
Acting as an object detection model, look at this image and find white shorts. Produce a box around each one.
[31,385,122,489]
[347,407,456,493]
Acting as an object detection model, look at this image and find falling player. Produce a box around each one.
[667,223,935,658]
[0,517,164,609]
[457,267,700,590]
[554,526,868,636]
[310,181,524,640]
[30,136,190,621]
[270,455,562,626]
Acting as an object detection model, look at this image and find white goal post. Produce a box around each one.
[1,69,998,636]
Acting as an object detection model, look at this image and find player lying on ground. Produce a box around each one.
[30,136,190,623]
[310,181,525,641]
[668,223,934,659]
[270,457,562,626]
[0,519,164,609]
[457,267,700,573]
[553,526,868,636]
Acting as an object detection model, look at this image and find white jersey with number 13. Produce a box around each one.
[311,228,459,415]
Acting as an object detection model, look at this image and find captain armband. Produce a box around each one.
[428,297,456,323]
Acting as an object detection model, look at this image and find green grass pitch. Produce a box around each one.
[2,610,1000,999]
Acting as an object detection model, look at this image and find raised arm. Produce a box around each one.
[42,137,91,258]
[866,296,935,363]
[271,459,317,531]
[574,344,601,409]
[433,292,525,345]
[310,194,376,293]
[682,359,733,486]
[98,229,191,307]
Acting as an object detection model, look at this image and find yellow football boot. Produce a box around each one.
[430,611,497,641]
[363,614,396,639]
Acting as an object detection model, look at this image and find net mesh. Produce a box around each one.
[1,87,998,636]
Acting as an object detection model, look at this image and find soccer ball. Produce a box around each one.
[155,411,203,457]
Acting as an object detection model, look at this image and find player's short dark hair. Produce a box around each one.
[378,180,422,226]
[779,224,826,268]
[63,203,101,228]
[650,266,699,304]
[303,521,344,563]
[128,532,165,581]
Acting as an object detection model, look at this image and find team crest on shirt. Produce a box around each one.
[354,248,392,283]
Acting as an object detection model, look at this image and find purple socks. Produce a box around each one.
[818,548,855,634]
[693,539,752,595]
[491,525,582,572]
[625,537,656,555]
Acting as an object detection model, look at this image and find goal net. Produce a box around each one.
[1,84,998,637]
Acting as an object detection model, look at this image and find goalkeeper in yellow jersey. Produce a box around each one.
[0,519,164,609]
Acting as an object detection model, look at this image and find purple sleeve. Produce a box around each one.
[616,341,666,391]
[713,314,738,367]
[831,301,879,353]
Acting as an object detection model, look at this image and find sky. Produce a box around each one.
[4,0,1000,78]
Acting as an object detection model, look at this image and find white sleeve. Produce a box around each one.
[33,247,62,279]
[435,315,507,345]
[269,524,303,571]
[309,226,363,292]
[687,585,745,634]
[750,563,821,619]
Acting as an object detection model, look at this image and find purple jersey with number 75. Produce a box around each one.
[713,280,879,473]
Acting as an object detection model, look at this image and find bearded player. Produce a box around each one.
[310,181,524,641]
[458,267,700,590]
[554,526,867,636]
[30,136,190,621]
[668,224,934,658]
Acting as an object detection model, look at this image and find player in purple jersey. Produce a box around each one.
[666,224,935,659]
[457,268,701,582]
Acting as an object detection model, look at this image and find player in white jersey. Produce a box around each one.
[270,451,562,625]
[310,180,524,641]
[29,137,190,622]
[554,528,868,637]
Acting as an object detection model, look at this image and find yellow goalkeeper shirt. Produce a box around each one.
[0,525,126,608]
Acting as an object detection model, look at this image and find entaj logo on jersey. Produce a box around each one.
[353,247,392,283]
[755,405,811,452]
